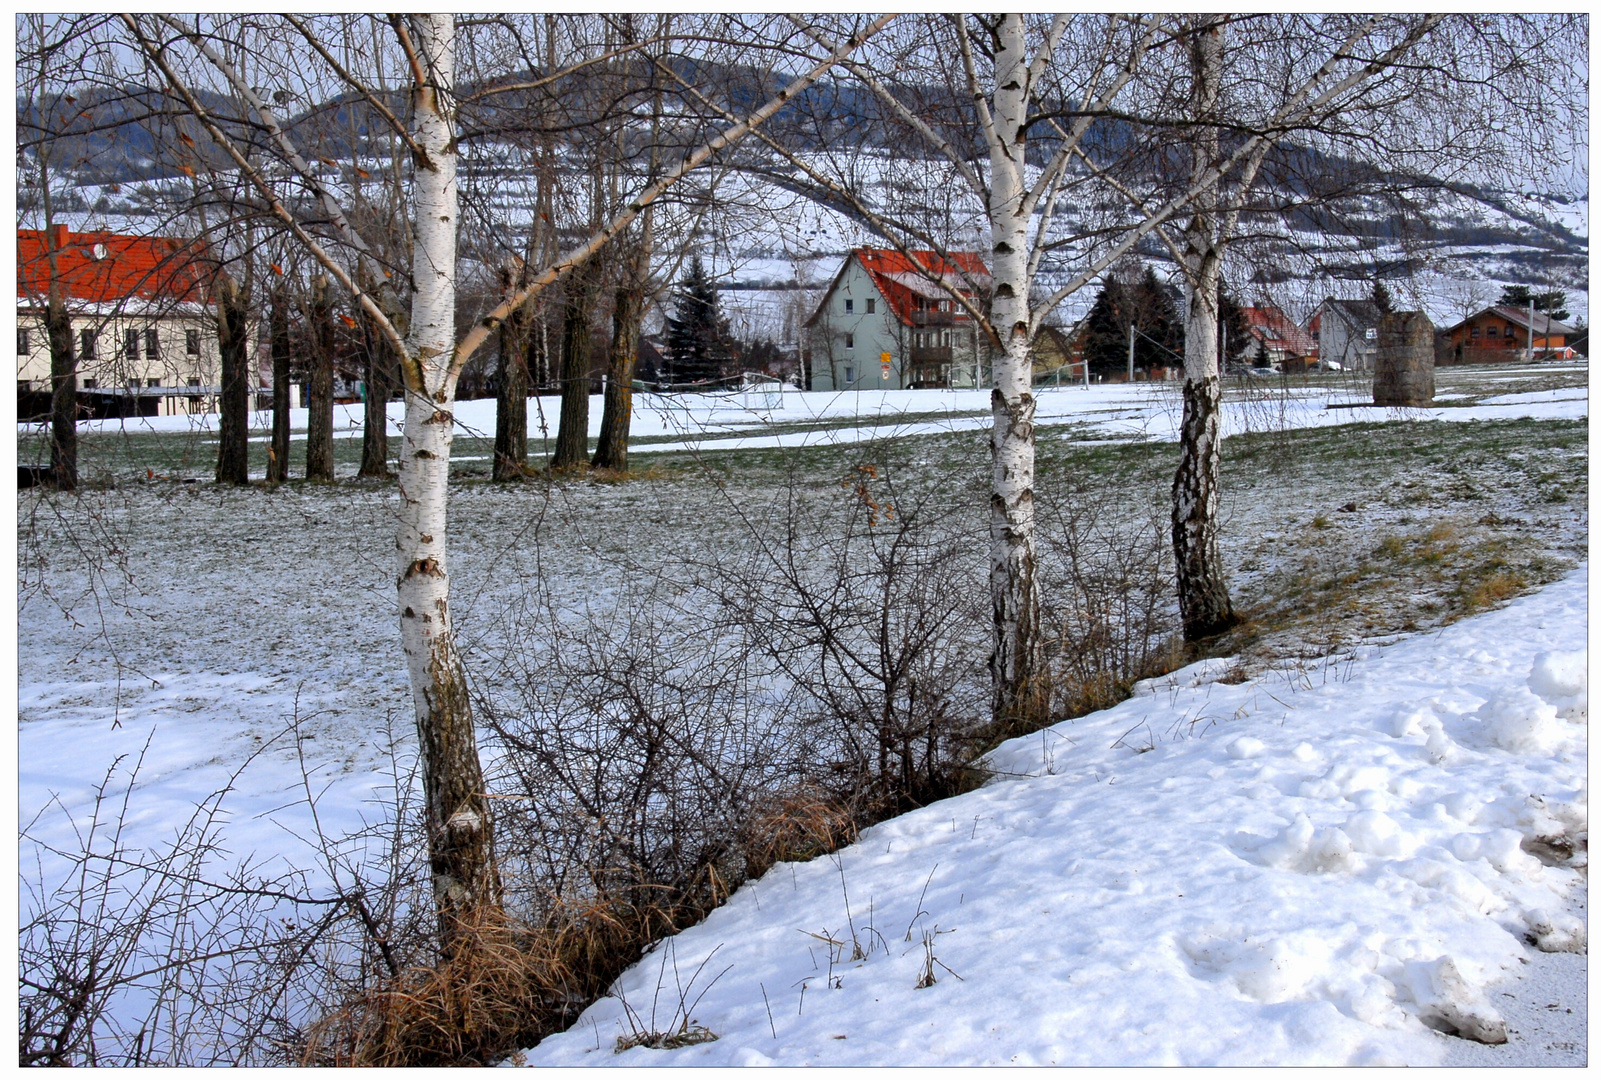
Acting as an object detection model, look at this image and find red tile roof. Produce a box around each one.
[18,226,211,306]
[1243,305,1315,358]
[850,247,989,326]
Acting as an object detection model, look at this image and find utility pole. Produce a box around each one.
[1528,293,1536,363]
[1127,321,1135,382]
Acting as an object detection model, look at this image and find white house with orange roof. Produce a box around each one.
[805,248,992,391]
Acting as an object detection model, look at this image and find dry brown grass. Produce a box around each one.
[298,906,564,1067]
[1457,568,1526,613]
[738,786,863,882]
[297,788,873,1067]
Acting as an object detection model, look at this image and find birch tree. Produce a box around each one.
[734,15,1179,730]
[126,11,894,948]
[1088,14,1581,640]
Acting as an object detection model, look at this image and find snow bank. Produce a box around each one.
[520,568,1586,1066]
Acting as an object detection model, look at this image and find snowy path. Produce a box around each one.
[521,569,1587,1067]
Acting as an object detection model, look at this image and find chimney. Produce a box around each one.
[49,223,69,250]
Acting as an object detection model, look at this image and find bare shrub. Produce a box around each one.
[1034,482,1182,727]
[712,456,992,811]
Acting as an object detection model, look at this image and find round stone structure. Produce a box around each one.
[1372,311,1435,407]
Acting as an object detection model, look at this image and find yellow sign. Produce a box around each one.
[880,352,891,378]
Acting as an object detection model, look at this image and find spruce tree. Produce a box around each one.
[1081,275,1131,378]
[664,255,729,383]
[1081,265,1185,377]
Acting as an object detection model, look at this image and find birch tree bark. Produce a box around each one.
[394,14,500,940]
[1170,17,1237,641]
[214,271,252,485]
[982,15,1046,731]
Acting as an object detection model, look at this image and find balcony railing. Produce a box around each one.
[910,310,959,327]
[908,345,953,364]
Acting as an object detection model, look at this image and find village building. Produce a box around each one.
[1242,305,1316,371]
[17,225,235,419]
[1440,305,1575,364]
[806,248,991,390]
[1307,297,1383,371]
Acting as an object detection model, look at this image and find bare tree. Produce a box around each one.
[213,267,252,484]
[304,273,336,482]
[124,11,895,953]
[266,279,292,482]
[1090,14,1584,639]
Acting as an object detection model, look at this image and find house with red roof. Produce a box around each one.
[17,225,237,419]
[805,248,991,390]
[1242,305,1316,372]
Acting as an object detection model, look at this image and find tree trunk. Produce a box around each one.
[214,272,251,485]
[550,271,593,471]
[267,285,291,483]
[592,279,643,471]
[358,277,396,479]
[45,287,77,492]
[492,272,529,481]
[1171,16,1237,642]
[305,274,336,481]
[983,15,1045,732]
[395,13,499,947]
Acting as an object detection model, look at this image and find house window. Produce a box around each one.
[17,328,28,354]
[127,378,139,390]
[844,298,854,314]
[185,329,200,355]
[146,378,160,388]
[82,378,97,389]
[125,328,140,360]
[1486,325,1498,339]
[866,298,875,314]
[1470,327,1480,340]
[844,365,855,384]
[844,332,854,350]
[145,328,159,360]
[80,329,97,360]
[187,377,201,387]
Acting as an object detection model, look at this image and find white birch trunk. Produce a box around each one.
[394,13,498,939]
[984,15,1045,730]
[1171,16,1237,641]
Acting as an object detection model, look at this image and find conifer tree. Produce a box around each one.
[663,254,729,383]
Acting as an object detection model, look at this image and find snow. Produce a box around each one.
[36,366,1586,471]
[520,569,1587,1067]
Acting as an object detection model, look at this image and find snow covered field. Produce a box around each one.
[522,571,1587,1066]
[17,361,1587,1064]
[20,361,1588,482]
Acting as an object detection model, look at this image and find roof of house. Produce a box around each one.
[809,248,990,327]
[18,226,211,308]
[1310,297,1383,333]
[1244,305,1315,357]
[1445,305,1572,338]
